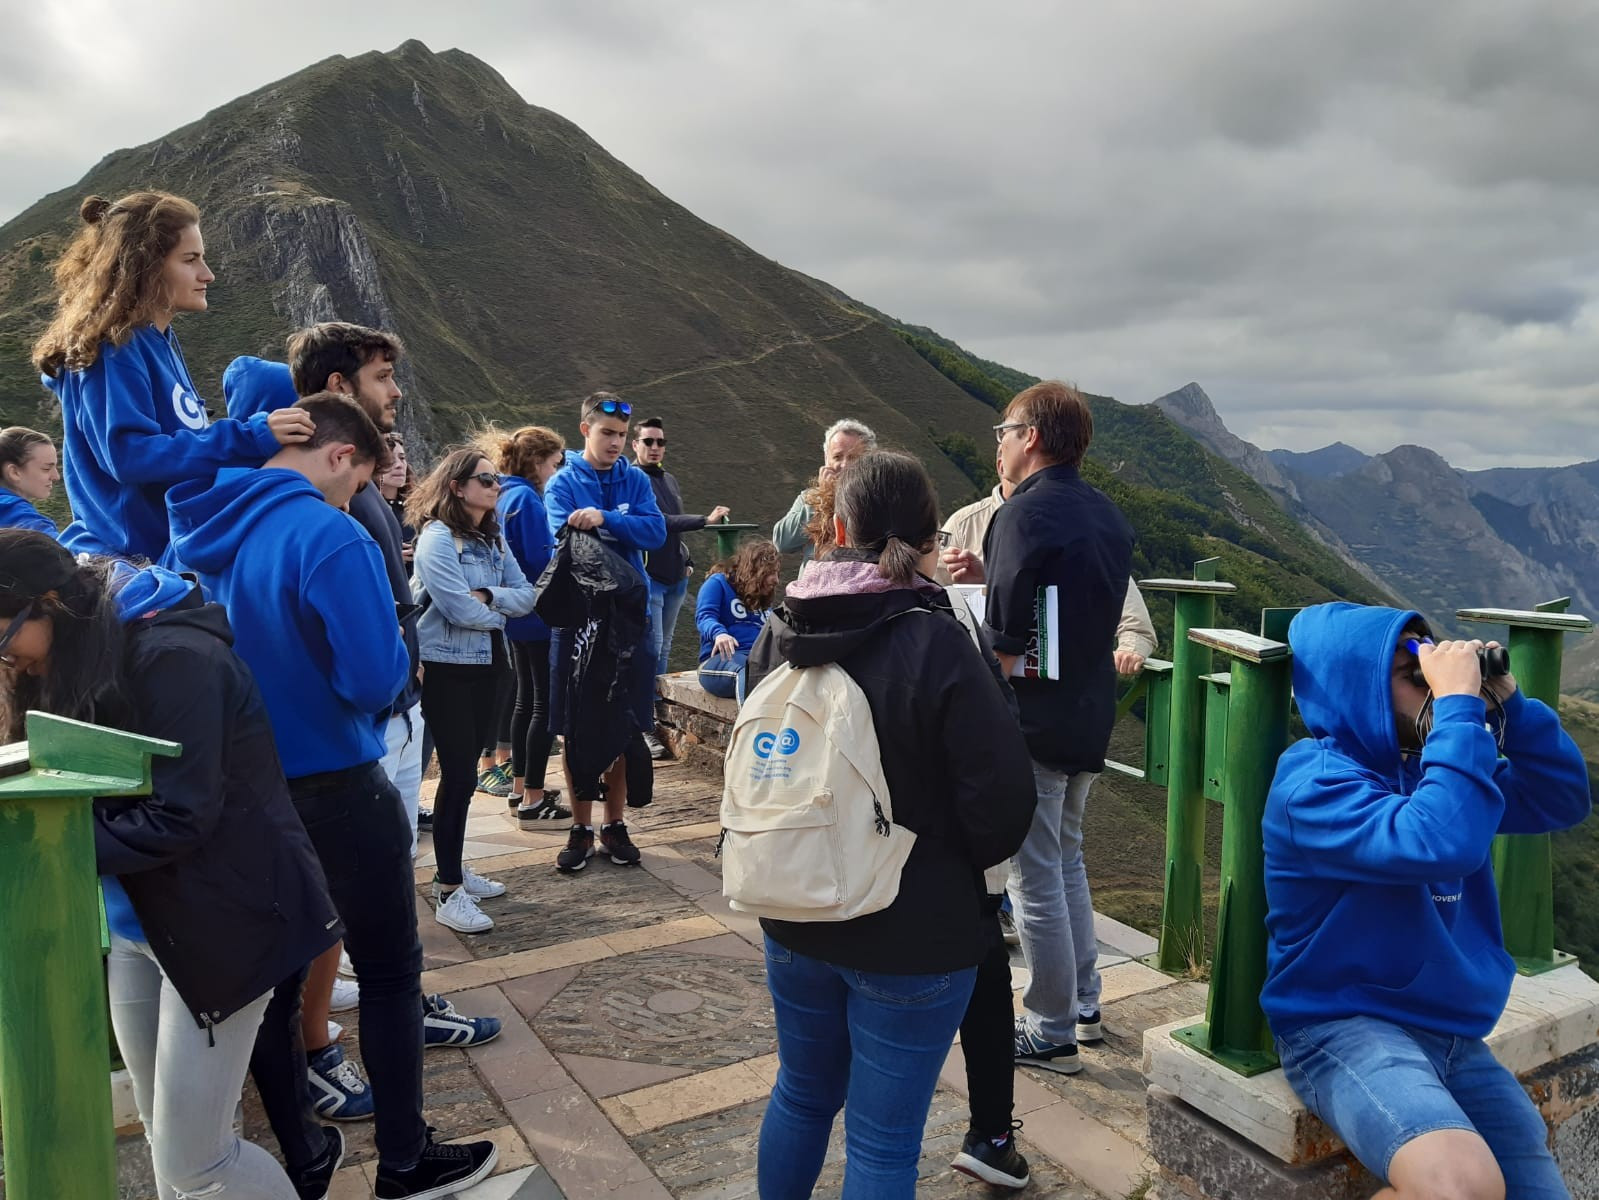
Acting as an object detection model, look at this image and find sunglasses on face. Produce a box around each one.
[0,602,35,667]
[588,398,632,418]
[463,473,501,489]
[639,437,666,448]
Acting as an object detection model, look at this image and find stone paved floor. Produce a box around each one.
[33,754,1201,1200]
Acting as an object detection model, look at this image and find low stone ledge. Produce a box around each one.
[1142,963,1599,1167]
[655,671,736,774]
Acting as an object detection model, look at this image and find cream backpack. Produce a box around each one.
[719,655,917,921]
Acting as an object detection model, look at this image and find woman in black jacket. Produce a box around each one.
[0,530,343,1200]
[745,451,1036,1200]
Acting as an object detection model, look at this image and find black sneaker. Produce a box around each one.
[952,1124,1030,1190]
[600,819,641,866]
[1077,1008,1104,1044]
[518,792,571,823]
[291,1125,345,1200]
[557,825,595,873]
[1014,1017,1081,1074]
[416,808,433,833]
[373,1128,497,1200]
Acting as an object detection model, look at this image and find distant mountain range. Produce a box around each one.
[1154,383,1599,695]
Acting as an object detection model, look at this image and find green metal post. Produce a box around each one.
[704,519,760,561]
[1173,628,1293,1075]
[0,712,180,1200]
[1140,561,1237,974]
[1457,600,1592,974]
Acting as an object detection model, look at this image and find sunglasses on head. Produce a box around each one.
[588,398,632,418]
[639,437,666,447]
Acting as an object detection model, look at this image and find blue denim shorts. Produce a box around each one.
[1275,1015,1562,1192]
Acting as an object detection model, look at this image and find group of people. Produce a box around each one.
[0,186,1588,1200]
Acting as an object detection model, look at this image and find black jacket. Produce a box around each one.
[536,529,653,798]
[94,591,343,1028]
[639,464,705,586]
[747,573,1036,973]
[349,483,422,713]
[982,464,1134,773]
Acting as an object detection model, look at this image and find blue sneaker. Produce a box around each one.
[422,993,502,1048]
[1013,1017,1081,1075]
[307,1042,374,1121]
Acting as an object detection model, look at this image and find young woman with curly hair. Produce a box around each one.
[693,537,780,703]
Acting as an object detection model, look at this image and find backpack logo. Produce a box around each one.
[753,727,801,760]
[172,382,207,431]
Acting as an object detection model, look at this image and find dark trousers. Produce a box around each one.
[510,638,554,788]
[252,762,426,1172]
[423,661,501,886]
[480,660,516,758]
[960,901,1016,1136]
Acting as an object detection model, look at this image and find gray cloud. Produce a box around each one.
[2,0,1595,469]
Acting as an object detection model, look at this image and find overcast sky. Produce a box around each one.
[4,0,1596,468]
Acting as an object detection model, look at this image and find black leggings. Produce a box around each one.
[422,662,501,887]
[479,663,516,758]
[510,639,554,789]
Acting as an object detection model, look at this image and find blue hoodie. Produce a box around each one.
[498,474,555,642]
[167,468,409,777]
[695,571,770,662]
[543,454,665,582]
[1262,602,1591,1039]
[223,356,298,421]
[0,490,57,536]
[45,326,280,562]
[99,563,198,943]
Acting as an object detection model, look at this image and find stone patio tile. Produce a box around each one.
[633,819,723,847]
[598,1179,674,1199]
[503,966,585,1022]
[505,1086,658,1196]
[328,1164,371,1200]
[601,1059,775,1136]
[560,1052,696,1099]
[424,938,615,994]
[1023,1096,1154,1199]
[691,891,763,943]
[678,932,764,962]
[643,860,723,899]
[936,1043,1060,1117]
[598,914,726,956]
[455,1165,551,1199]
[452,1123,541,1175]
[1100,960,1182,1006]
[419,907,475,969]
[1094,910,1160,959]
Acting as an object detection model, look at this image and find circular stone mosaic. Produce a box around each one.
[536,949,775,1069]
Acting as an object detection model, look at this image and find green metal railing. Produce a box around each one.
[1457,600,1593,975]
[0,712,180,1200]
[698,517,761,561]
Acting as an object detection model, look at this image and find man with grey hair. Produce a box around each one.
[772,418,877,560]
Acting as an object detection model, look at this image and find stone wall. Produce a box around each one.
[654,672,734,777]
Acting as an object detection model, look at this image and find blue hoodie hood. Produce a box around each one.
[223,357,298,421]
[167,467,409,777]
[1288,601,1424,781]
[109,562,195,621]
[0,490,58,536]
[542,454,665,583]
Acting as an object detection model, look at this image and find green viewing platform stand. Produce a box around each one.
[0,712,180,1200]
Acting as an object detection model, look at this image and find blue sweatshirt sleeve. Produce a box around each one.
[413,523,505,632]
[304,538,410,714]
[544,473,576,540]
[696,574,733,642]
[3,505,59,536]
[505,492,554,585]
[80,347,279,485]
[1284,695,1508,883]
[603,471,666,551]
[1491,691,1592,834]
[486,536,537,618]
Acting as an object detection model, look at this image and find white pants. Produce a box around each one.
[380,701,426,857]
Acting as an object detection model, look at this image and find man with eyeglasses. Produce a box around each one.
[981,381,1134,1079]
[631,416,730,756]
[545,392,666,873]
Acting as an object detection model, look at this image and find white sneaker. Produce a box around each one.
[326,1020,343,1043]
[329,978,360,1013]
[461,866,507,899]
[436,888,494,934]
[337,949,355,979]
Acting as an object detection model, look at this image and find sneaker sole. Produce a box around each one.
[382,1145,499,1200]
[314,1103,375,1123]
[556,853,593,873]
[606,852,642,866]
[462,886,507,900]
[1016,1053,1082,1075]
[952,1153,1030,1189]
[425,1023,503,1049]
[1076,1020,1104,1043]
[435,912,495,934]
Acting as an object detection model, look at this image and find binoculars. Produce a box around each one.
[1404,640,1510,689]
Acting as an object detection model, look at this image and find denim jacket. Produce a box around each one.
[412,520,537,664]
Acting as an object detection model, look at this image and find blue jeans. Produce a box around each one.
[648,577,689,676]
[1008,764,1100,1044]
[758,936,976,1199]
[698,651,748,704]
[1277,1015,1567,1194]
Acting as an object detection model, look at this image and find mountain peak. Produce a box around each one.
[1154,382,1217,422]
